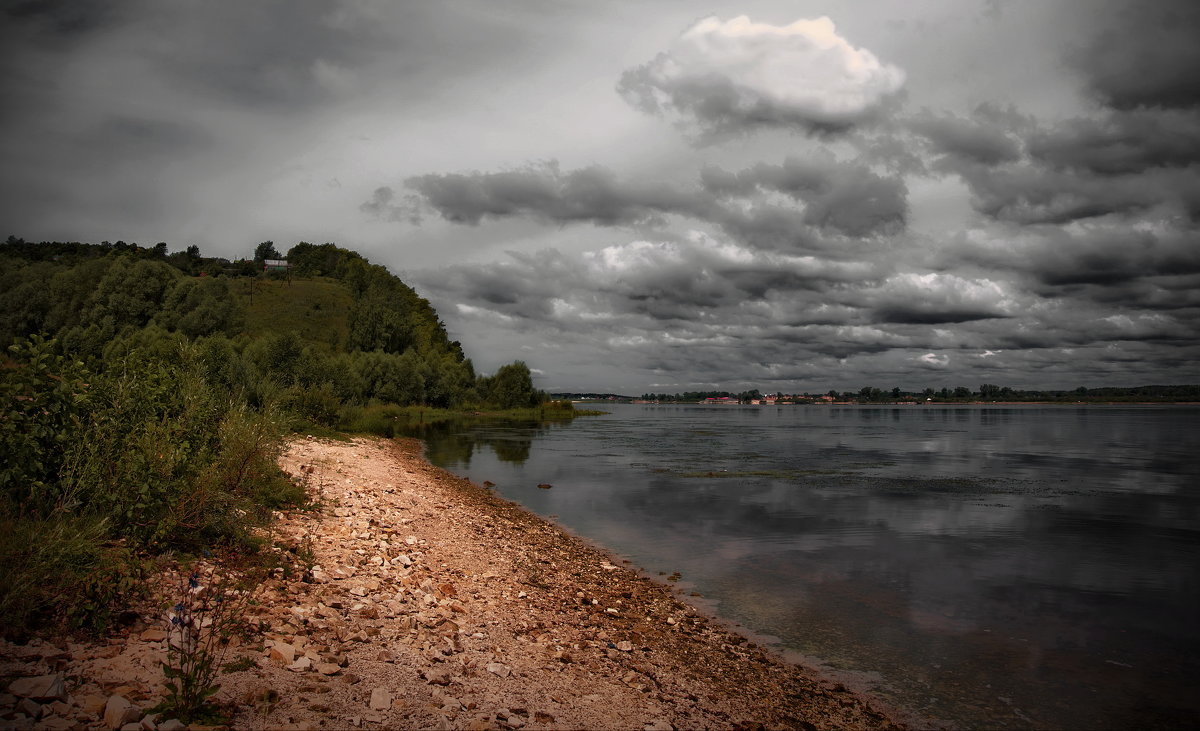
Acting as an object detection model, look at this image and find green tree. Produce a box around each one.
[253,241,280,264]
[81,258,180,332]
[980,383,1003,399]
[486,361,538,409]
[155,278,242,338]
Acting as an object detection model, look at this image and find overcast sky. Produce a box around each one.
[2,0,1198,394]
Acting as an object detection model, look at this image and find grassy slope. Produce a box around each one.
[229,276,353,351]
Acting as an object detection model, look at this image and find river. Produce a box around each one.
[401,404,1200,729]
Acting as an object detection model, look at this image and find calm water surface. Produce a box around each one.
[402,405,1200,729]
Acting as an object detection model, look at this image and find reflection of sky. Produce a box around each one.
[420,405,1200,729]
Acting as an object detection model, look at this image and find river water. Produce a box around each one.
[401,404,1200,729]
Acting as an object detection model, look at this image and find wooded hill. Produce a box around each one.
[0,237,545,413]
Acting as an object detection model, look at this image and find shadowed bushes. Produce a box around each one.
[0,337,298,634]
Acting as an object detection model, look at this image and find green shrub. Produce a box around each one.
[278,384,341,427]
[0,336,90,515]
[65,543,149,632]
[0,514,145,635]
[337,403,404,436]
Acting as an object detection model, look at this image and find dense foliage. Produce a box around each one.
[0,236,547,635]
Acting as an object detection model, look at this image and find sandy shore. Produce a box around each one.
[1,436,905,730]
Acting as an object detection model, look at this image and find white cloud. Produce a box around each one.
[619,15,905,137]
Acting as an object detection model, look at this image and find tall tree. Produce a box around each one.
[254,241,280,263]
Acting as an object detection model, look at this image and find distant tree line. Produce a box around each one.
[640,390,766,403]
[640,383,1200,403]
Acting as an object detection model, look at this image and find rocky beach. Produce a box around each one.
[2,436,904,731]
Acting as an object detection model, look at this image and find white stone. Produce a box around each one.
[103,696,139,731]
[287,656,312,672]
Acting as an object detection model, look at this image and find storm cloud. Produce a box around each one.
[399,163,711,228]
[387,155,908,250]
[1065,1,1200,111]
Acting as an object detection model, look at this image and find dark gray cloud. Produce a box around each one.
[0,0,119,38]
[78,116,212,169]
[1066,0,1200,111]
[946,225,1200,294]
[360,187,421,225]
[401,163,710,227]
[143,2,387,109]
[956,164,1192,225]
[0,0,387,111]
[1026,109,1200,175]
[909,107,1023,166]
[702,156,908,238]
[912,105,1200,227]
[386,156,908,249]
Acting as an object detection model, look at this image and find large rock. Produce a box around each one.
[103,695,140,730]
[268,641,296,666]
[368,687,391,711]
[7,674,66,702]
